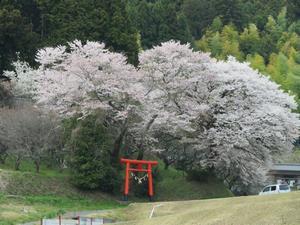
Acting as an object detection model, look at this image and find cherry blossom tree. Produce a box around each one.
[139,41,300,193]
[6,40,300,193]
[6,40,147,164]
[205,57,300,193]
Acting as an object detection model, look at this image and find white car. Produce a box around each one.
[259,184,290,195]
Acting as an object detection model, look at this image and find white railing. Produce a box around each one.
[41,218,104,225]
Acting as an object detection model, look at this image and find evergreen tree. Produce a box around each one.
[260,16,280,60]
[212,0,244,30]
[69,113,121,192]
[182,0,216,38]
[129,0,192,48]
[247,53,266,72]
[220,25,243,60]
[210,17,223,33]
[240,24,261,56]
[208,33,222,58]
[267,53,289,86]
[0,5,38,74]
[38,0,139,64]
[287,0,300,22]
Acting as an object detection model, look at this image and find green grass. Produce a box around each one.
[0,157,69,178]
[118,161,232,202]
[0,159,233,224]
[0,162,124,225]
[155,164,232,201]
[93,191,300,225]
[0,194,123,225]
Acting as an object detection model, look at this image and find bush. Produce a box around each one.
[186,167,213,182]
[67,113,121,193]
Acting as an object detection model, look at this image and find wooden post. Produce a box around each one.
[40,218,43,225]
[78,216,80,225]
[59,215,62,225]
[148,164,154,200]
[124,162,130,200]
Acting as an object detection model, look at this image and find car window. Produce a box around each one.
[263,187,270,192]
[271,186,276,191]
[279,185,289,190]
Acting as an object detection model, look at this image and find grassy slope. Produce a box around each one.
[93,191,300,225]
[0,161,123,225]
[0,194,121,225]
[155,164,232,201]
[0,160,232,224]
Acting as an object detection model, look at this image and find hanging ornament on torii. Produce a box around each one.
[131,172,148,184]
[120,158,158,201]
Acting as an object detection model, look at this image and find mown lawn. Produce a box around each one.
[92,191,300,225]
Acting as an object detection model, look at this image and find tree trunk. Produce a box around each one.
[0,154,7,164]
[0,144,8,164]
[34,160,40,173]
[136,115,158,160]
[136,144,145,160]
[15,156,21,171]
[164,162,169,170]
[111,121,128,165]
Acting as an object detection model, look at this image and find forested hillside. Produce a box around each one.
[1,0,299,71]
[0,0,300,201]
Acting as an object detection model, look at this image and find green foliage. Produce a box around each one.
[213,0,244,29]
[182,0,289,38]
[0,5,39,74]
[130,167,161,199]
[197,24,243,60]
[67,113,121,193]
[0,0,298,70]
[186,167,213,182]
[247,53,266,72]
[0,0,139,71]
[127,0,192,49]
[240,24,261,56]
[155,163,233,201]
[37,0,139,65]
[0,194,121,225]
[209,33,222,57]
[182,0,216,38]
[287,0,300,22]
[211,17,223,33]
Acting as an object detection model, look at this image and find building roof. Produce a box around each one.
[270,163,300,172]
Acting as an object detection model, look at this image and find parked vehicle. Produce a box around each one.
[259,184,291,195]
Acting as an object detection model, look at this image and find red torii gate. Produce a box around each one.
[120,158,158,201]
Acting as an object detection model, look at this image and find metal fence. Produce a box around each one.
[41,217,104,225]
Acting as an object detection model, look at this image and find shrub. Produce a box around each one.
[68,113,121,193]
[186,167,213,182]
